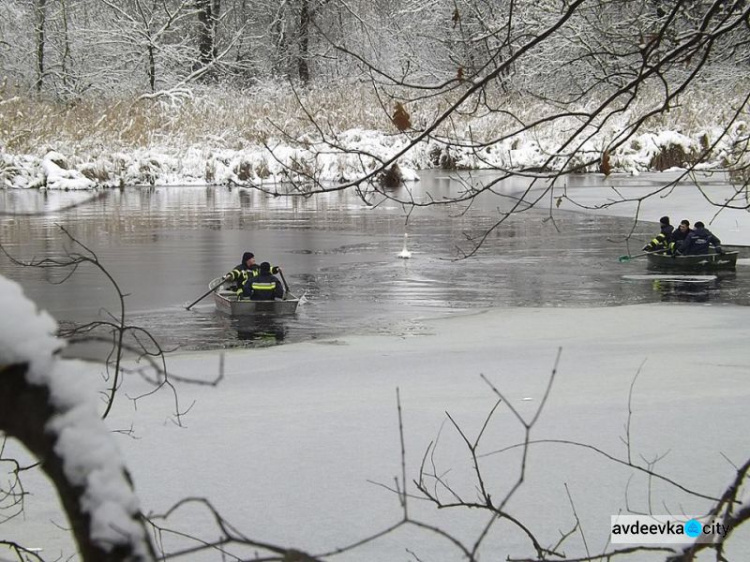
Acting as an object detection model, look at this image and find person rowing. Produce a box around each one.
[225,251,280,295]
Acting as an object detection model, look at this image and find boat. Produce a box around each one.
[646,251,738,271]
[210,277,300,316]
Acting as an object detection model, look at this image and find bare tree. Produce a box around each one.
[0,225,205,560]
[397,354,750,561]
[195,0,219,74]
[241,0,750,256]
[93,0,199,93]
[34,0,47,92]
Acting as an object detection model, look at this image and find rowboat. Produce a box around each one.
[646,251,738,270]
[210,277,300,316]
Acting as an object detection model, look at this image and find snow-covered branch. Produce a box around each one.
[0,276,156,561]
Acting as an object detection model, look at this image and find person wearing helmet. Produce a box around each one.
[642,216,674,252]
[243,262,284,300]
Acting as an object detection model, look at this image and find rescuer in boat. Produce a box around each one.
[242,261,284,300]
[677,221,723,255]
[667,219,692,255]
[226,251,280,294]
[642,216,674,252]
[225,251,256,292]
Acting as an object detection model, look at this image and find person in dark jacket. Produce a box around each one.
[234,251,255,273]
[226,251,256,292]
[226,252,281,295]
[679,221,723,255]
[243,262,284,300]
[668,219,691,255]
[643,216,674,252]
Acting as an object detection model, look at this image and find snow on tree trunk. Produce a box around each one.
[0,274,155,561]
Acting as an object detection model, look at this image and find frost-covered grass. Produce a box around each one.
[0,78,749,189]
[0,82,395,152]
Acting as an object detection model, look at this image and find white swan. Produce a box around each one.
[398,233,412,259]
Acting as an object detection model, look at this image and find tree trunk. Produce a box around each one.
[34,0,46,92]
[0,363,155,561]
[148,43,155,91]
[196,0,216,73]
[297,0,311,84]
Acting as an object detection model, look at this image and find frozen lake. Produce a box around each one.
[1,170,748,353]
[2,171,749,561]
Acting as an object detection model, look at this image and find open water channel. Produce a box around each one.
[1,171,748,354]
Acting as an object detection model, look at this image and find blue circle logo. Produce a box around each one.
[685,519,702,538]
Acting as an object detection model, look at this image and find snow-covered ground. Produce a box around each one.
[0,122,747,192]
[2,190,749,560]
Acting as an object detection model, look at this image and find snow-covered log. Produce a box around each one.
[0,275,155,561]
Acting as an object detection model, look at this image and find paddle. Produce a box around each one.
[618,248,669,263]
[277,267,291,298]
[186,275,229,310]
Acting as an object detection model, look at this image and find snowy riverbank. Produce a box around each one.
[1,123,747,191]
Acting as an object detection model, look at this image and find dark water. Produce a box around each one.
[1,171,748,353]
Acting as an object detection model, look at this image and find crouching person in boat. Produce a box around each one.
[242,261,284,300]
[642,216,674,252]
[667,219,692,255]
[678,221,723,255]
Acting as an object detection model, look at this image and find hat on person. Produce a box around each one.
[694,221,704,229]
[659,216,670,225]
[260,261,271,273]
[242,252,254,262]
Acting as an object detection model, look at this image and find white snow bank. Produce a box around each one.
[41,151,95,190]
[1,119,747,189]
[4,290,750,559]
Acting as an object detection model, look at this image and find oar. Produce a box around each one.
[618,248,668,263]
[186,276,228,310]
[277,267,291,299]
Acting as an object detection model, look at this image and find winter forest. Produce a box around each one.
[2,1,750,561]
[0,0,749,191]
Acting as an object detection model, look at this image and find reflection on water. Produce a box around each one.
[649,278,715,303]
[1,172,748,353]
[654,280,711,303]
[653,271,736,303]
[233,317,288,345]
[620,271,738,304]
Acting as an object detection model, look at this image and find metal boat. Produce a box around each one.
[646,251,738,270]
[210,278,300,316]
